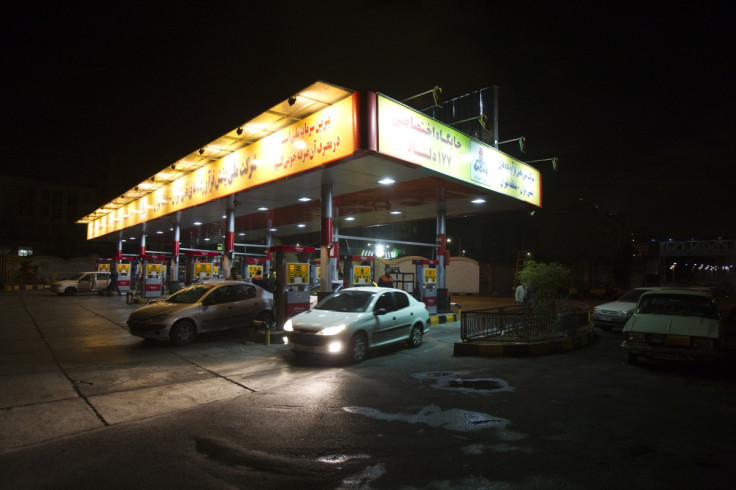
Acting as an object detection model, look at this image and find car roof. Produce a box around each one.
[640,288,713,298]
[341,286,402,293]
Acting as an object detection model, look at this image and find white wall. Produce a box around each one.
[382,255,479,294]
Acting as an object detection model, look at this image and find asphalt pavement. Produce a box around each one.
[0,289,517,454]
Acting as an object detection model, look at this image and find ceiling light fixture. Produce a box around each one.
[378,178,395,185]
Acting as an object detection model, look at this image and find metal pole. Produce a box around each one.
[493,85,499,149]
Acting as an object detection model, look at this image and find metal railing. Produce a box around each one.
[460,301,591,342]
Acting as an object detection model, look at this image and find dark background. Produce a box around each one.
[2,1,734,239]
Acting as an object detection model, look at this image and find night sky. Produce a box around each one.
[2,2,734,240]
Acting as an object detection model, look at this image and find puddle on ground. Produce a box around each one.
[411,371,515,394]
[343,404,511,433]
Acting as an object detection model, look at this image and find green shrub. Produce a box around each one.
[519,260,571,313]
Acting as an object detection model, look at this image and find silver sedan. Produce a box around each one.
[127,281,274,345]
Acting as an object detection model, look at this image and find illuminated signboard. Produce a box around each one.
[88,95,356,239]
[377,95,541,207]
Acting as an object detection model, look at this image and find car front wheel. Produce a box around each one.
[170,320,196,346]
[347,332,367,364]
[407,324,423,347]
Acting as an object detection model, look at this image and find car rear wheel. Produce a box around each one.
[347,332,367,364]
[407,324,423,347]
[170,320,196,346]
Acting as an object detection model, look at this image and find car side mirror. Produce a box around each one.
[202,297,215,306]
[375,307,388,316]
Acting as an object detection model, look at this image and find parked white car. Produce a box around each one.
[592,287,661,331]
[283,286,430,363]
[50,272,111,296]
[621,289,723,365]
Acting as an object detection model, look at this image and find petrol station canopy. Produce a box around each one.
[78,81,542,251]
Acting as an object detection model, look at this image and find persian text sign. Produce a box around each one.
[88,95,355,239]
[377,95,540,207]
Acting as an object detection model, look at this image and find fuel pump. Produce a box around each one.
[142,254,167,298]
[95,259,111,272]
[116,260,133,293]
[340,255,374,287]
[245,258,267,287]
[310,262,321,289]
[271,245,315,328]
[413,259,439,314]
[193,261,213,281]
[183,250,219,285]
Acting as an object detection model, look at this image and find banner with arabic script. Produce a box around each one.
[88,95,356,239]
[376,95,541,207]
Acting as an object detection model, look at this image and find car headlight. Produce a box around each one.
[147,314,168,322]
[317,325,346,336]
[692,337,714,349]
[283,319,293,332]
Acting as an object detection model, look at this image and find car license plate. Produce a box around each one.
[651,351,688,361]
[600,315,612,322]
[665,335,691,347]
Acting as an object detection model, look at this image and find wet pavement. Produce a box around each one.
[2,290,736,488]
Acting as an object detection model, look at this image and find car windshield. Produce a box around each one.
[316,290,374,312]
[637,293,718,318]
[164,284,216,304]
[618,289,649,303]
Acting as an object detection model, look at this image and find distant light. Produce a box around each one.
[156,230,163,234]
[238,232,246,236]
[390,210,402,215]
[221,215,226,219]
[204,237,210,241]
[345,216,355,221]
[194,221,202,226]
[297,223,306,228]
[298,197,311,202]
[257,206,268,211]
[378,178,395,185]
[269,228,277,232]
[471,198,486,204]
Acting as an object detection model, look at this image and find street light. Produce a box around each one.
[526,157,559,172]
[499,136,526,153]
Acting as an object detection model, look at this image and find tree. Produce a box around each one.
[519,260,571,313]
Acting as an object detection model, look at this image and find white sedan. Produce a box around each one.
[283,287,430,363]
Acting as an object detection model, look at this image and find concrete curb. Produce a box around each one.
[430,312,458,325]
[453,328,598,357]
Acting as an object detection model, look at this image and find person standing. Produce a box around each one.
[515,283,527,308]
[378,266,394,288]
[109,268,122,296]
